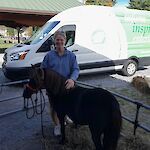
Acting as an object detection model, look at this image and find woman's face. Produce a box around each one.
[54,34,66,51]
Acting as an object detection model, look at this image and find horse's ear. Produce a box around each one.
[37,68,44,80]
[31,64,36,69]
[30,64,38,78]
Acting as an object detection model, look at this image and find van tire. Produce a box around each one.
[122,60,137,76]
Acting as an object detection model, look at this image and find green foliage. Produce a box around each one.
[128,0,150,11]
[26,27,33,37]
[85,0,116,6]
[6,27,15,36]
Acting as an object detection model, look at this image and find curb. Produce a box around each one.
[0,54,4,61]
[0,54,4,67]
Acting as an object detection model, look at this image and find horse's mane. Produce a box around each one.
[44,68,67,96]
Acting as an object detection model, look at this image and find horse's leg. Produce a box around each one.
[89,124,103,150]
[103,130,111,150]
[103,109,122,150]
[47,95,58,124]
[103,124,121,150]
[57,114,66,144]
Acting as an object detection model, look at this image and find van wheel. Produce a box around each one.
[122,60,137,76]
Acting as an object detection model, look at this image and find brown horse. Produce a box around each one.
[23,67,122,150]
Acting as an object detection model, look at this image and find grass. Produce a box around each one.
[0,38,15,53]
[0,43,15,53]
[0,38,5,43]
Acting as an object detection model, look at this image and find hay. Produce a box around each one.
[42,125,94,150]
[118,135,150,150]
[131,76,150,94]
[41,125,150,150]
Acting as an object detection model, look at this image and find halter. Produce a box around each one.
[26,84,38,92]
[27,67,45,92]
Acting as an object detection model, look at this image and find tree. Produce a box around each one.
[85,0,116,6]
[26,27,33,37]
[128,0,150,11]
[7,27,15,37]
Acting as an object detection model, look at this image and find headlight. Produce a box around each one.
[10,50,29,61]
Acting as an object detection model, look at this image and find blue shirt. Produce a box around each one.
[41,49,79,81]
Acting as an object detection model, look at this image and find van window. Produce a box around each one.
[37,25,76,52]
[37,36,54,53]
[58,25,76,47]
[24,21,60,45]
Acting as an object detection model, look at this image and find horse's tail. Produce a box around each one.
[103,97,122,150]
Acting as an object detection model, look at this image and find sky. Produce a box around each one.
[115,0,129,7]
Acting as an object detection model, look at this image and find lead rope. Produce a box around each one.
[24,90,46,138]
[40,89,46,138]
[25,97,35,119]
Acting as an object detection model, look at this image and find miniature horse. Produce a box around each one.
[23,68,122,150]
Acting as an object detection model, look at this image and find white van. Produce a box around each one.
[2,5,150,80]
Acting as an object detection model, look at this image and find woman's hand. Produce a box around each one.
[65,79,75,89]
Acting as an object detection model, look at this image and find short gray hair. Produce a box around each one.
[54,31,66,40]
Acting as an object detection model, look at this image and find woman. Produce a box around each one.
[41,31,79,136]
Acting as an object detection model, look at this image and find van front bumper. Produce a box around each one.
[2,63,31,80]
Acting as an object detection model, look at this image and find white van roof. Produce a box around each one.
[49,5,150,23]
[49,5,115,22]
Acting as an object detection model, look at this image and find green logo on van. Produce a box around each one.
[133,23,150,36]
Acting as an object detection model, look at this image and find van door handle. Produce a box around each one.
[72,49,78,52]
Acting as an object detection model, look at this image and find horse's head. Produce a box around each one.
[23,66,44,98]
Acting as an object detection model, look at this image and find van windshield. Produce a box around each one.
[24,21,60,45]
